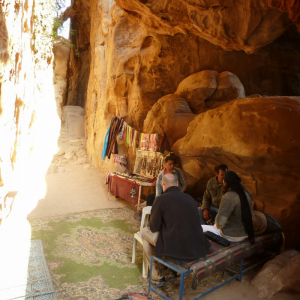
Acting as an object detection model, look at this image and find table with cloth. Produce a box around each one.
[108,174,155,211]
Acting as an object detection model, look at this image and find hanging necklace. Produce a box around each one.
[130,181,137,198]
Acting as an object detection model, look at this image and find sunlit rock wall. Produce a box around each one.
[81,0,300,173]
[0,0,61,191]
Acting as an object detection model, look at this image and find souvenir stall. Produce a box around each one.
[103,117,170,211]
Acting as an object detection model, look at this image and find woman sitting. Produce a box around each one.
[202,171,255,243]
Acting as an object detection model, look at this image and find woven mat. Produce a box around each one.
[0,240,57,300]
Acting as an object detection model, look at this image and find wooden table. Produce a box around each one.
[108,174,156,211]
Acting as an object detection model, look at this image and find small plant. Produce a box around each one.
[33,0,77,64]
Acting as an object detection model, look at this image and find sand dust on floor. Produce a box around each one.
[28,163,127,218]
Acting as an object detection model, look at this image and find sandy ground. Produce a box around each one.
[28,163,127,218]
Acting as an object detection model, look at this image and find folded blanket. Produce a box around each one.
[252,210,267,235]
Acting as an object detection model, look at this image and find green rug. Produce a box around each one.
[29,207,150,300]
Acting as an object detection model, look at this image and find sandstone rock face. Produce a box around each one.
[64,0,91,108]
[143,94,195,148]
[62,106,85,138]
[172,96,300,247]
[270,0,300,31]
[175,71,218,114]
[174,70,245,114]
[84,0,202,171]
[210,71,245,101]
[252,250,300,298]
[53,41,70,119]
[115,0,292,53]
[75,1,300,176]
[0,0,61,189]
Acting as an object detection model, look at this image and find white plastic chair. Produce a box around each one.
[132,206,152,278]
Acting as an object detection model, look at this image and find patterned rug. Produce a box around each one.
[28,207,153,300]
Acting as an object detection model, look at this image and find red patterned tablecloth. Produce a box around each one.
[109,175,141,204]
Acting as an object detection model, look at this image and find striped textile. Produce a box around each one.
[141,133,150,150]
[159,232,282,285]
[148,134,158,151]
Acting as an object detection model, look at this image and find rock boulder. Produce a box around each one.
[210,71,245,101]
[175,70,218,114]
[252,250,300,298]
[173,96,300,247]
[143,94,195,148]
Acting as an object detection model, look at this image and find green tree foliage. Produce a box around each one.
[33,0,80,62]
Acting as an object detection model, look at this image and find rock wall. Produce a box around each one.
[64,0,91,108]
[0,0,62,191]
[115,0,292,54]
[77,1,300,174]
[270,0,300,31]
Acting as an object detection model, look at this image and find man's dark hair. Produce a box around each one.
[214,164,228,173]
[165,155,176,164]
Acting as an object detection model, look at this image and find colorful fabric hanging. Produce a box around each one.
[119,121,126,140]
[126,124,130,146]
[101,126,111,159]
[148,133,159,151]
[106,117,120,158]
[136,132,141,149]
[123,123,127,141]
[141,133,150,150]
[132,130,138,154]
[113,155,128,168]
[129,127,133,147]
[159,132,171,153]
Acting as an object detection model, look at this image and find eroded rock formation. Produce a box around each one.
[115,0,292,53]
[172,96,300,247]
[143,94,195,148]
[65,0,300,173]
[64,0,91,108]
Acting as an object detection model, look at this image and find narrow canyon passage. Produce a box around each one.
[1,0,300,300]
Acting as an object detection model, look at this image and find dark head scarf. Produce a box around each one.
[223,171,255,244]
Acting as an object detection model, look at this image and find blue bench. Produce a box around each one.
[148,232,283,300]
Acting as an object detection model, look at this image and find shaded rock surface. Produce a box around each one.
[270,0,300,31]
[252,250,300,298]
[53,41,70,119]
[210,71,245,102]
[115,0,292,53]
[175,70,218,114]
[143,94,195,148]
[62,106,85,138]
[172,96,300,247]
